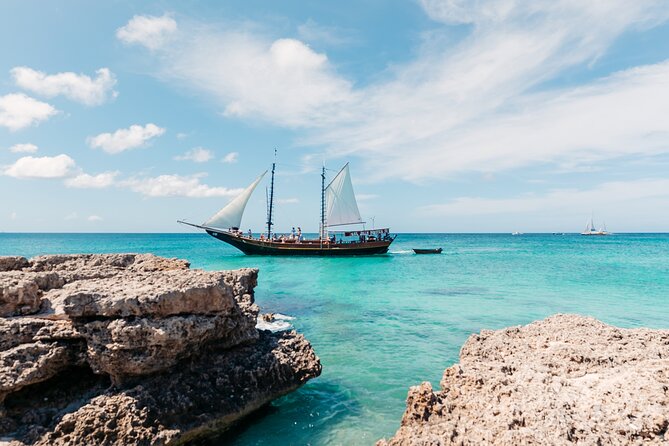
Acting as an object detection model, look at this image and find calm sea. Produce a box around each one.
[1,233,668,445]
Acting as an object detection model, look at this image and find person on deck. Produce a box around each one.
[297,227,302,242]
[248,229,252,238]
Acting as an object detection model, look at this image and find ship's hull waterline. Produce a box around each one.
[207,230,393,256]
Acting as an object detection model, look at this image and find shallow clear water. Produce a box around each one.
[2,233,668,445]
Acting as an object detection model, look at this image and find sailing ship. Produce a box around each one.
[178,161,395,255]
[581,217,609,236]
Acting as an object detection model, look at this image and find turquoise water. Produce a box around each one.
[2,233,668,444]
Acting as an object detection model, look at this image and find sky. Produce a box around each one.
[1,0,669,233]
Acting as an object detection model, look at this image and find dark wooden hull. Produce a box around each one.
[206,230,394,256]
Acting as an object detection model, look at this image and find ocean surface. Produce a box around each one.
[2,232,668,445]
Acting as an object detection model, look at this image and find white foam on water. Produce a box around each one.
[256,313,294,332]
[390,249,413,254]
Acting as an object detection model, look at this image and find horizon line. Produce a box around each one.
[1,231,668,235]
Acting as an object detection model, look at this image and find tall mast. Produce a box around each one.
[320,165,326,240]
[266,149,276,238]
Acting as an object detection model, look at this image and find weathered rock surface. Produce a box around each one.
[379,314,669,446]
[0,254,321,445]
[0,318,85,404]
[0,257,29,272]
[0,272,63,317]
[36,330,318,446]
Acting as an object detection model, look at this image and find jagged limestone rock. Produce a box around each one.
[379,314,669,446]
[0,257,29,273]
[0,254,321,445]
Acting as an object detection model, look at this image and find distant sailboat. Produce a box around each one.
[178,161,395,255]
[581,217,609,236]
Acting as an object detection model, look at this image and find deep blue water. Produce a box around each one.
[1,232,668,444]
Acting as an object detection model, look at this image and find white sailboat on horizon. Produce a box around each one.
[581,216,609,236]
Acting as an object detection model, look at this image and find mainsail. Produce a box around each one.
[585,218,595,232]
[204,171,266,230]
[325,163,363,227]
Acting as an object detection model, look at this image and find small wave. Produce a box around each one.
[390,249,413,254]
[256,313,294,332]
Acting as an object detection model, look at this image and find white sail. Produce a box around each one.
[585,218,595,232]
[325,164,363,227]
[204,171,266,230]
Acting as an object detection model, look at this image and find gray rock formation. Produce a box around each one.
[0,254,321,445]
[379,314,669,445]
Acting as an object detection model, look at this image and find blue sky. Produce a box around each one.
[1,0,669,233]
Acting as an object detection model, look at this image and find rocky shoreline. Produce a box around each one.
[0,254,321,445]
[379,314,669,445]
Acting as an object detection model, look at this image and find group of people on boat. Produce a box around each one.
[228,225,392,245]
[230,226,304,243]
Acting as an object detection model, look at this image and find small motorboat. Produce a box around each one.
[413,248,442,254]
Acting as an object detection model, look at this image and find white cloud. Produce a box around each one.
[222,152,238,163]
[0,93,57,131]
[422,179,669,215]
[9,143,38,153]
[145,24,353,126]
[88,123,165,154]
[64,171,119,188]
[119,2,669,181]
[277,197,299,204]
[419,0,523,24]
[3,154,75,179]
[11,67,117,106]
[300,0,669,181]
[116,14,177,50]
[356,194,378,201]
[332,60,669,181]
[297,19,356,46]
[421,178,669,231]
[122,173,243,198]
[174,147,214,163]
[64,212,103,222]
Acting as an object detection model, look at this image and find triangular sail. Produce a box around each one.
[204,171,266,230]
[325,164,363,227]
[585,218,595,232]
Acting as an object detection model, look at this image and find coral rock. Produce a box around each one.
[36,331,321,446]
[0,272,63,317]
[0,257,29,272]
[0,254,321,445]
[380,314,669,445]
[0,318,85,403]
[80,313,259,383]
